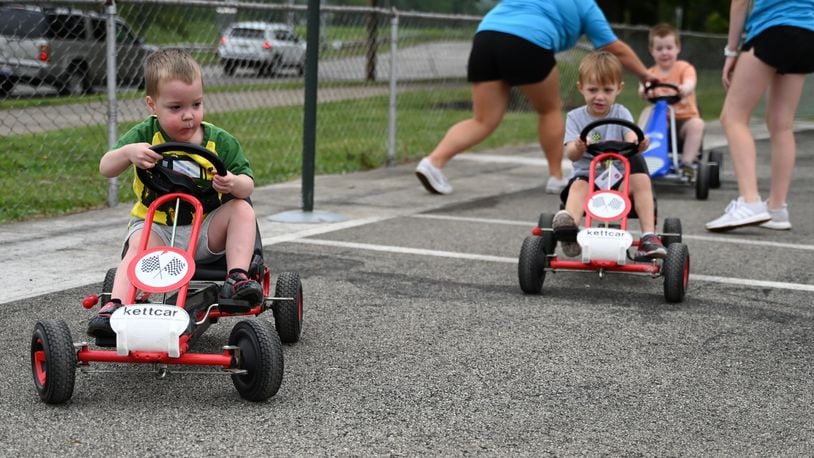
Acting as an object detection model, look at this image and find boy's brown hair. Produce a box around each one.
[578,51,623,87]
[649,22,680,48]
[144,48,203,97]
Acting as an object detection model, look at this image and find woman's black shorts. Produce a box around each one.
[467,30,556,85]
[744,25,814,74]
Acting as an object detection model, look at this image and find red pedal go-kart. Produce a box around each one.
[641,82,722,200]
[30,142,303,404]
[518,119,690,303]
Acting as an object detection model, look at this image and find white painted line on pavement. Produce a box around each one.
[294,238,516,264]
[410,214,814,251]
[292,238,814,293]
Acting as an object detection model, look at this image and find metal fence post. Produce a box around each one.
[105,0,119,208]
[387,9,398,167]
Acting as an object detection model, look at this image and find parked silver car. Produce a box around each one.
[0,4,156,97]
[218,22,306,77]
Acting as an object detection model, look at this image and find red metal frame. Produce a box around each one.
[544,149,661,275]
[75,191,260,368]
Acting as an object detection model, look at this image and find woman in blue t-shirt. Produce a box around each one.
[706,0,814,232]
[415,0,656,196]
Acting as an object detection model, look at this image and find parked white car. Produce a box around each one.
[218,22,306,77]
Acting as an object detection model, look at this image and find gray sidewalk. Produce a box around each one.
[1,119,810,304]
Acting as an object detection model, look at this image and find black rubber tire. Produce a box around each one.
[695,162,710,200]
[663,243,690,303]
[229,320,284,402]
[0,76,14,97]
[708,150,723,189]
[661,217,682,247]
[223,60,236,76]
[537,212,557,255]
[99,267,117,305]
[57,64,91,96]
[518,235,546,294]
[30,320,76,404]
[272,271,303,344]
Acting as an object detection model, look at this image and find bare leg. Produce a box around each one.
[680,117,705,164]
[719,50,774,203]
[565,180,589,226]
[630,174,656,234]
[427,80,510,168]
[764,72,805,209]
[518,67,564,179]
[112,229,164,301]
[206,199,257,272]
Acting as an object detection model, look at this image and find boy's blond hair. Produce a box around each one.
[649,22,680,48]
[578,51,623,87]
[144,48,203,97]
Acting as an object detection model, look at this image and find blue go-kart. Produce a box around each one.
[641,82,722,200]
[30,142,303,404]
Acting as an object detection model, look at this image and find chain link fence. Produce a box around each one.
[1,0,811,223]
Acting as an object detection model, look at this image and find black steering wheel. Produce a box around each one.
[579,118,645,158]
[644,81,681,105]
[137,142,227,199]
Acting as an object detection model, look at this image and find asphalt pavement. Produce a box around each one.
[2,119,814,456]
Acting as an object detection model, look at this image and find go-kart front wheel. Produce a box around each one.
[229,320,284,402]
[30,320,77,404]
[518,235,547,294]
[663,243,690,303]
[272,271,303,344]
[695,162,711,200]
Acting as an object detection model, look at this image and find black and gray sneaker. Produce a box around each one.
[220,271,263,306]
[637,234,667,259]
[552,210,581,257]
[86,300,122,338]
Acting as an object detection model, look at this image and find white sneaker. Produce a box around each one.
[705,197,771,232]
[415,158,452,194]
[545,176,569,194]
[760,202,792,230]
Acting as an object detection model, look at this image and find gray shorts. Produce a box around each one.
[125,206,224,263]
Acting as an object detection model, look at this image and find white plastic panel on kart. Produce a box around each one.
[128,247,195,294]
[109,305,190,357]
[585,190,630,221]
[577,227,633,264]
[644,155,668,176]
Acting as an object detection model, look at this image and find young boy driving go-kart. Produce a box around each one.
[88,48,263,339]
[554,51,666,260]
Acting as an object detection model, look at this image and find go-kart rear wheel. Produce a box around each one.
[537,212,557,255]
[518,235,547,294]
[229,320,284,402]
[708,150,723,189]
[695,162,711,200]
[30,320,76,404]
[100,267,116,305]
[663,243,690,303]
[661,217,682,247]
[272,271,303,344]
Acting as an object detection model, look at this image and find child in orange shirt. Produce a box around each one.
[638,23,705,176]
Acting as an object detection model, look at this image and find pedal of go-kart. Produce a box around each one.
[217,298,253,314]
[94,335,117,348]
[553,227,579,242]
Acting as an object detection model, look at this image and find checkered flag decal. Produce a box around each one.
[592,196,624,211]
[163,257,186,277]
[140,254,161,273]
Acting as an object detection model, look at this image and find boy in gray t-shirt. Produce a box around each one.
[554,51,666,260]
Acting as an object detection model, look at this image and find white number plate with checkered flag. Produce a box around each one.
[128,247,196,293]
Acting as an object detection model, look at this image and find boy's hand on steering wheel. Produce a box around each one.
[127,143,163,170]
[637,136,650,153]
[211,171,235,194]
